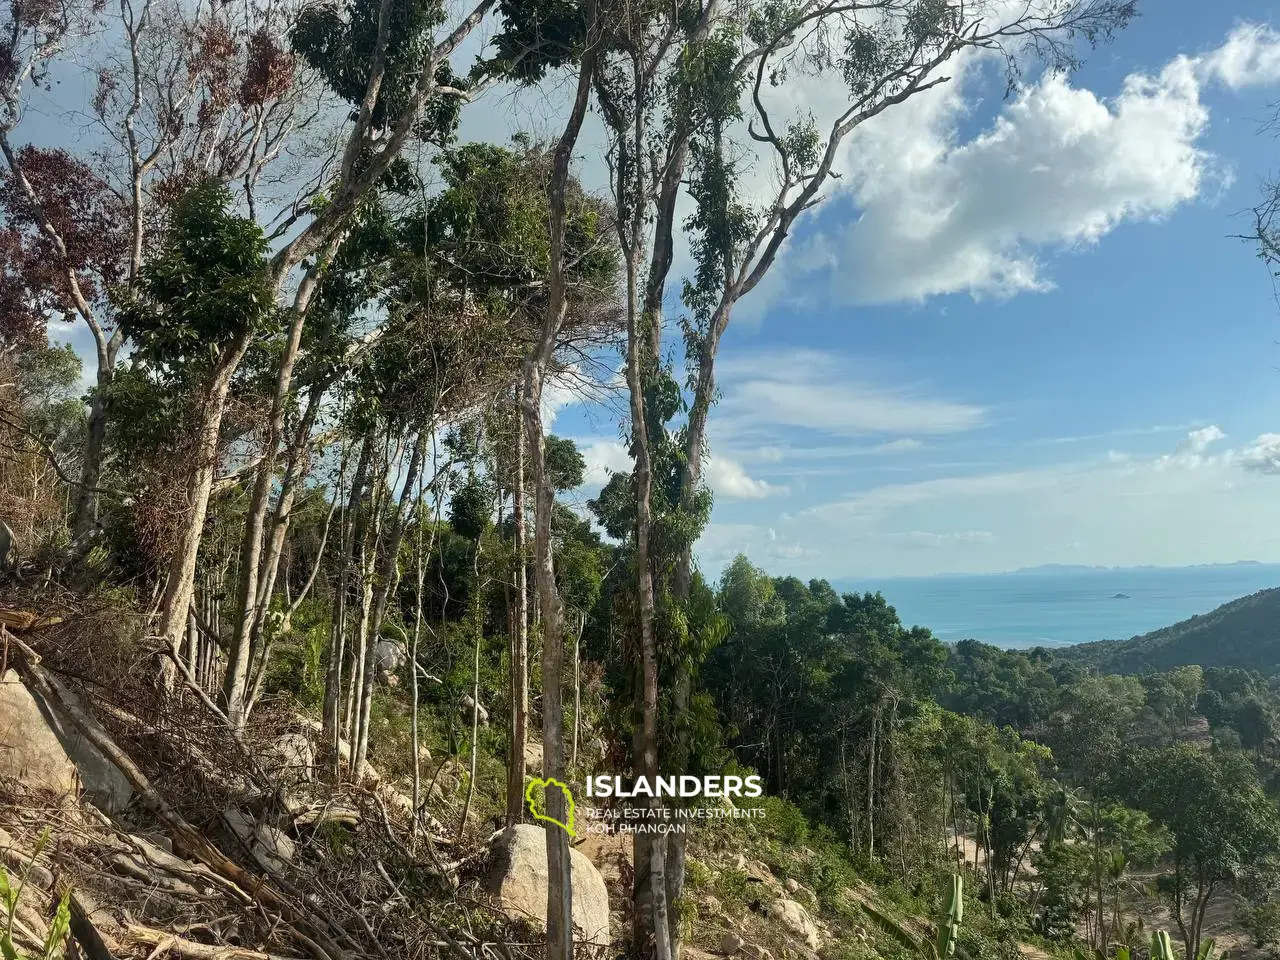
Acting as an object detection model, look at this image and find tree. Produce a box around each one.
[117,181,278,689]
[1130,745,1280,960]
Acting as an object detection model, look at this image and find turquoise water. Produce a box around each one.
[833,564,1280,649]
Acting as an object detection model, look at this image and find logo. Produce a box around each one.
[526,777,577,837]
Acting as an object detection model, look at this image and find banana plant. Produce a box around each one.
[1150,930,1218,960]
[858,874,966,960]
[936,874,965,959]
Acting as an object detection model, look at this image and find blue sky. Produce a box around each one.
[24,0,1280,580]
[521,2,1280,580]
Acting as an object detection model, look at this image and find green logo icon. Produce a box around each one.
[526,777,577,837]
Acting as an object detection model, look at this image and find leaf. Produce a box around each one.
[41,891,70,960]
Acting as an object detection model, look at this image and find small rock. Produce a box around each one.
[720,932,745,955]
[784,878,800,893]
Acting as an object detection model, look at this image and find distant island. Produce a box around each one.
[1112,593,1130,599]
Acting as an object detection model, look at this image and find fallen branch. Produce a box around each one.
[4,630,345,960]
[127,925,305,960]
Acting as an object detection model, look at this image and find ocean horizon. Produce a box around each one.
[832,562,1280,649]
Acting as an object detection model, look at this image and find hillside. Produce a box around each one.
[1057,587,1280,674]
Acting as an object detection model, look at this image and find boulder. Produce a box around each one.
[460,693,489,727]
[486,824,609,945]
[767,898,821,951]
[720,932,745,955]
[262,732,314,785]
[784,878,800,894]
[224,810,296,877]
[523,739,543,773]
[0,670,78,797]
[42,679,134,813]
[0,670,132,813]
[372,640,405,684]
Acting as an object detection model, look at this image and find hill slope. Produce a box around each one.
[1058,586,1280,674]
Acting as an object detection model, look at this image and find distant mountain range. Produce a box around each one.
[1057,587,1280,674]
[1012,561,1267,575]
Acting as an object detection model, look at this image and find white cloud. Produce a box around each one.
[877,438,924,453]
[717,349,985,437]
[578,439,631,488]
[706,455,788,500]
[1239,434,1280,475]
[1155,424,1228,470]
[700,425,1280,578]
[1197,23,1280,90]
[574,439,785,501]
[753,23,1280,308]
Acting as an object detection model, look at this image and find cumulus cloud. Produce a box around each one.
[1197,23,1280,89]
[574,439,784,500]
[754,23,1280,308]
[1239,434,1280,475]
[1155,425,1228,470]
[706,455,788,500]
[578,439,632,488]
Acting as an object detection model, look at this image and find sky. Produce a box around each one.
[21,0,1280,581]
[496,1,1280,581]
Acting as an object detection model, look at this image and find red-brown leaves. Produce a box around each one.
[90,67,117,118]
[239,28,294,108]
[0,146,128,335]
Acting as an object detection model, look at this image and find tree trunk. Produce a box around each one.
[352,431,419,777]
[71,380,111,541]
[506,390,529,826]
[345,439,389,749]
[323,434,371,755]
[156,336,253,686]
[866,699,880,860]
[459,533,483,840]
[571,611,582,771]
[223,243,339,726]
[523,356,574,959]
[520,10,598,949]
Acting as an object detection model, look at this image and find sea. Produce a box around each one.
[832,563,1280,649]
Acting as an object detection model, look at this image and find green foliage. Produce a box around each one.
[290,0,463,138]
[118,182,276,374]
[479,0,584,82]
[544,436,584,491]
[1237,901,1280,949]
[0,831,71,960]
[1150,929,1217,960]
[1129,745,1280,905]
